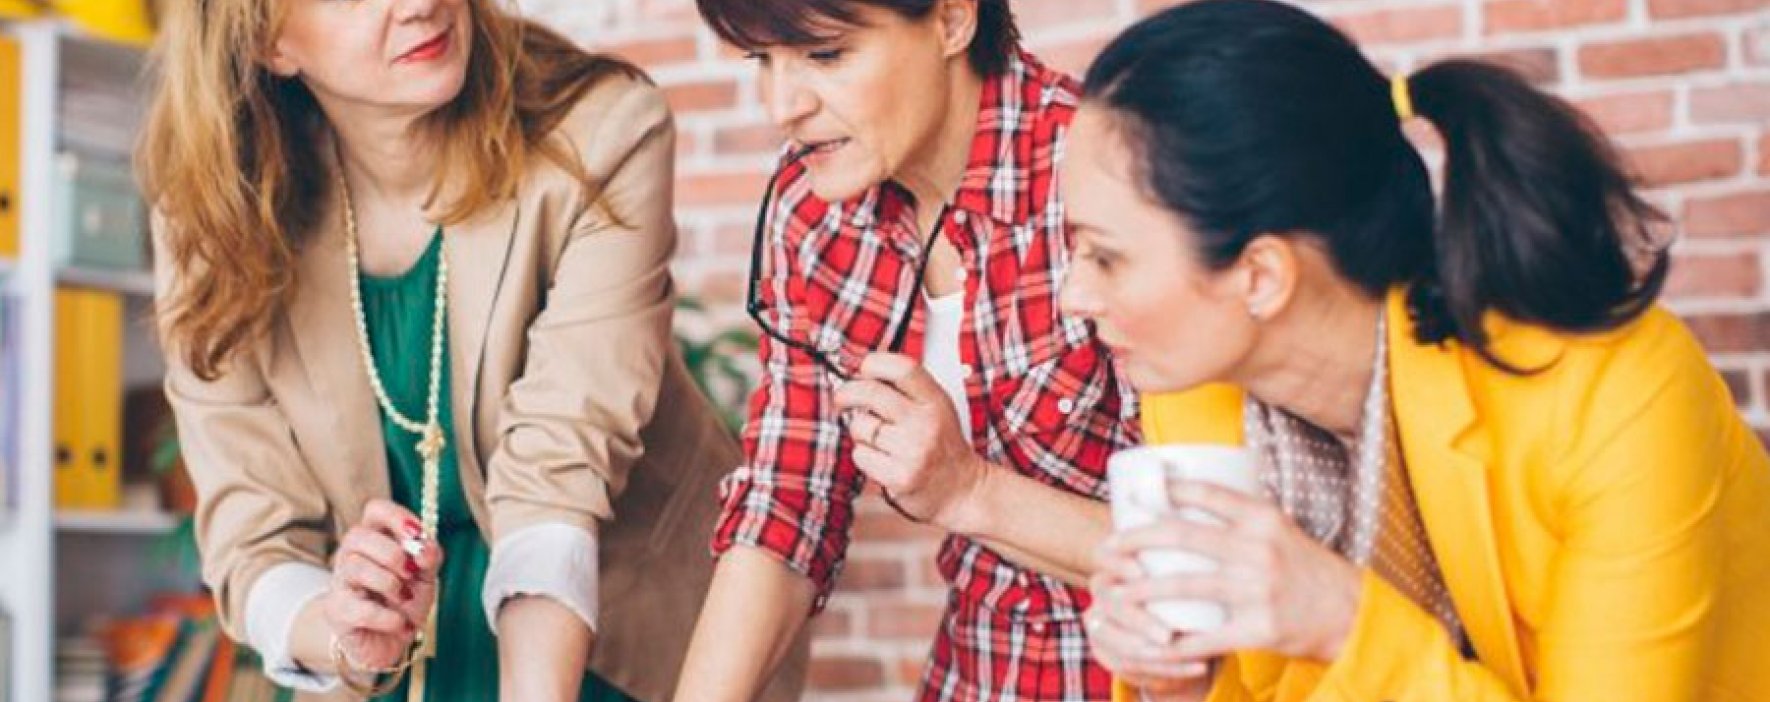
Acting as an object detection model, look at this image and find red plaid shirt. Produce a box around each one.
[712,51,1139,701]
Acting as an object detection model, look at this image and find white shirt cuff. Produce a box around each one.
[243,561,339,692]
[482,522,600,636]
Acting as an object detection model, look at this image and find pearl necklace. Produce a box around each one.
[336,156,444,702]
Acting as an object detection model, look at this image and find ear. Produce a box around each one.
[263,39,301,78]
[932,0,980,64]
[1238,234,1300,321]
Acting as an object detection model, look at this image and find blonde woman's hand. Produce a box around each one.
[1104,480,1363,665]
[324,499,445,671]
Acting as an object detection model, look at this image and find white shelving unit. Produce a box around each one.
[1,19,192,702]
[53,508,178,535]
[57,265,154,298]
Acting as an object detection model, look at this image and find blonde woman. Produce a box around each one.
[137,0,794,700]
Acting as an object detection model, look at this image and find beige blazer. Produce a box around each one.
[156,74,806,702]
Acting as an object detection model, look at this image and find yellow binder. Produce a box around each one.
[54,287,123,510]
[0,0,45,20]
[48,0,156,47]
[0,36,21,257]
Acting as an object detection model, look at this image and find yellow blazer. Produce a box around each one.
[1139,288,1770,702]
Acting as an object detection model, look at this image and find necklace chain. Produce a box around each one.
[335,149,444,701]
[336,162,447,541]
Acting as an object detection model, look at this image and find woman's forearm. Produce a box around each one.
[674,546,817,702]
[949,459,1113,586]
[497,596,595,702]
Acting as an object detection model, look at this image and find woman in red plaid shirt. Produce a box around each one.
[674,1,1140,700]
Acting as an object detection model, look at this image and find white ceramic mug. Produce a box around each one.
[1107,444,1262,633]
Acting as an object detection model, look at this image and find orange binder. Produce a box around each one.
[53,287,124,510]
[0,36,21,257]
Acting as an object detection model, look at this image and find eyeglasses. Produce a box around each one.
[744,149,943,381]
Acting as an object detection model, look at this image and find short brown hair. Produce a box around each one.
[697,0,1020,77]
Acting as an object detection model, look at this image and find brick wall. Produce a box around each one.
[517,0,1770,698]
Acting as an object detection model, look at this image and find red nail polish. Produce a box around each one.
[402,584,413,601]
[404,559,420,576]
[404,519,422,538]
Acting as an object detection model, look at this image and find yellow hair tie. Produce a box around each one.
[1391,74,1415,122]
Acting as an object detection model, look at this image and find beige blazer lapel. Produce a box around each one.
[1386,290,1528,695]
[442,197,519,537]
[287,192,391,530]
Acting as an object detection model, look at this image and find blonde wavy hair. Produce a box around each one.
[139,0,640,380]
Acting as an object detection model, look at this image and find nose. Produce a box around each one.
[391,0,440,22]
[761,63,818,130]
[1058,263,1100,321]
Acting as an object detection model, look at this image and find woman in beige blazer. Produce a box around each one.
[136,1,802,700]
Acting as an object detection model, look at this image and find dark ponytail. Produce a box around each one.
[1407,60,1667,360]
[1083,0,1668,371]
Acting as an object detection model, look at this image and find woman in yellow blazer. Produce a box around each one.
[1055,1,1770,700]
[137,1,805,701]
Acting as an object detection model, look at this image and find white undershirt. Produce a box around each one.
[922,291,971,434]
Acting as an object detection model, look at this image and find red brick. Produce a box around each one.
[809,607,855,639]
[662,79,740,113]
[605,34,700,66]
[713,122,784,156]
[807,656,886,691]
[1573,91,1676,135]
[1760,133,1770,175]
[1016,0,1118,33]
[641,0,698,22]
[1033,37,1109,79]
[1457,47,1561,85]
[865,601,944,640]
[839,556,908,591]
[1578,33,1727,79]
[1485,0,1628,34]
[1666,252,1763,298]
[1718,367,1755,409]
[1691,82,1770,125]
[1685,190,1770,236]
[1334,5,1465,45]
[892,655,927,687]
[852,511,944,543]
[705,221,757,258]
[1685,312,1770,354]
[1137,0,1185,15]
[692,266,748,304]
[1625,138,1744,186]
[1648,0,1770,18]
[677,170,768,207]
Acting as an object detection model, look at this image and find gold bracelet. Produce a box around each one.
[331,631,423,697]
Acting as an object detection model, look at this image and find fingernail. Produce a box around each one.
[404,559,420,577]
[402,584,413,601]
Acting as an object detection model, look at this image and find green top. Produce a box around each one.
[357,229,633,702]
